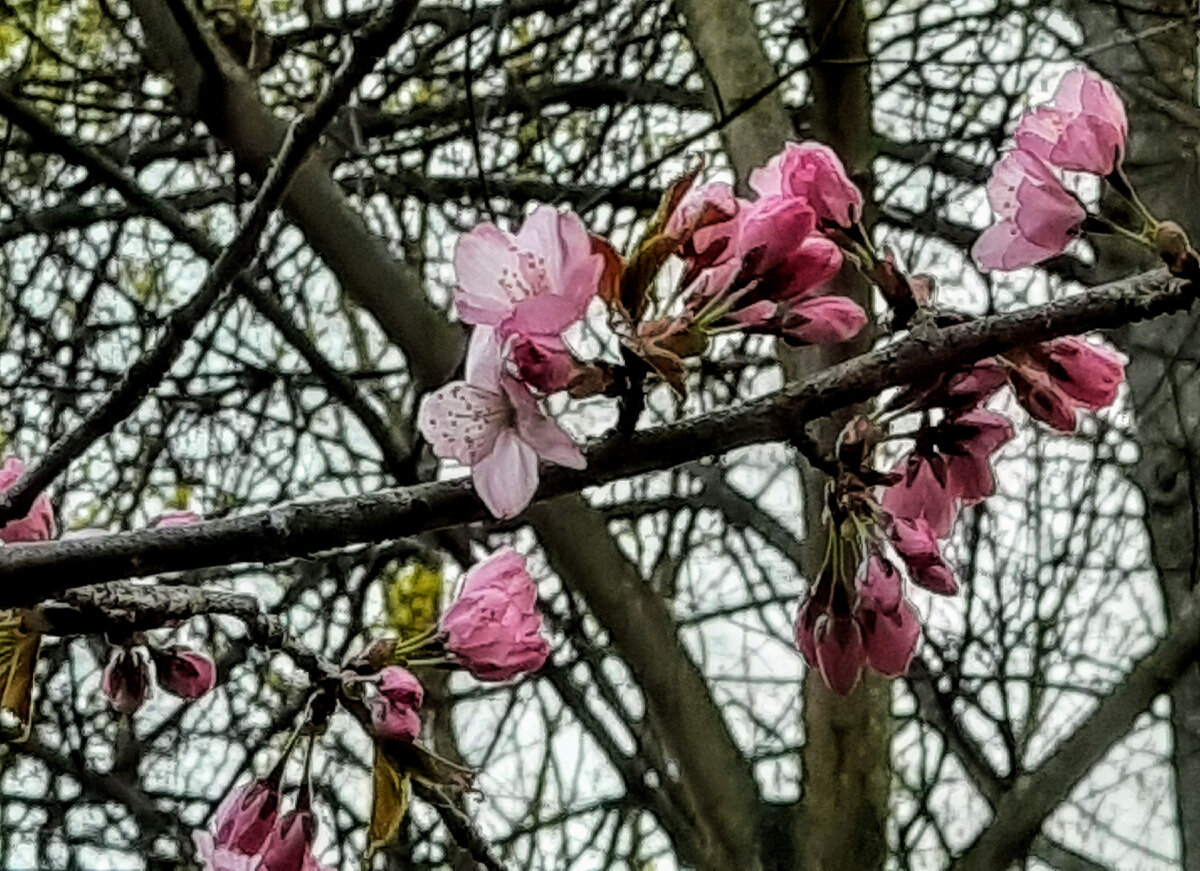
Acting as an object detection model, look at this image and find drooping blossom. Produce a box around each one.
[417,328,585,519]
[258,809,322,871]
[151,645,217,699]
[453,205,603,341]
[973,148,1086,272]
[370,666,423,742]
[1013,68,1127,176]
[890,516,958,596]
[1007,337,1125,432]
[882,452,956,539]
[795,552,920,695]
[749,141,863,228]
[193,779,281,870]
[442,548,550,681]
[941,409,1016,505]
[0,457,55,543]
[102,648,152,715]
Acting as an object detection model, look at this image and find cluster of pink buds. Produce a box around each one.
[344,548,551,746]
[193,741,329,871]
[102,642,217,714]
[973,68,1131,271]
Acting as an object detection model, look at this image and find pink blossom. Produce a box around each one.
[670,181,740,268]
[1014,69,1126,176]
[973,149,1086,272]
[193,778,281,869]
[454,206,602,339]
[775,295,868,345]
[813,610,866,695]
[370,666,423,742]
[101,648,152,715]
[0,457,55,543]
[749,141,863,227]
[1044,337,1125,409]
[942,409,1015,505]
[509,333,573,394]
[882,453,956,539]
[259,809,316,871]
[944,361,1009,408]
[418,328,585,519]
[890,517,958,595]
[151,645,217,699]
[854,556,920,677]
[442,548,550,681]
[737,196,820,275]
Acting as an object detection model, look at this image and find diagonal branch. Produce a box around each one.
[0,266,1192,604]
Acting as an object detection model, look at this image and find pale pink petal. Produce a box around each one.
[472,430,540,519]
[502,378,586,469]
[417,381,507,466]
[464,327,504,393]
[454,224,523,326]
[972,220,1059,272]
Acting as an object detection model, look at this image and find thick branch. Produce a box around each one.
[0,267,1191,603]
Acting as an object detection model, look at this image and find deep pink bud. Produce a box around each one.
[813,612,866,696]
[370,666,423,743]
[945,361,1008,407]
[509,334,573,394]
[0,457,55,543]
[213,780,281,854]
[882,453,956,538]
[859,598,920,678]
[1044,337,1125,410]
[102,648,152,715]
[777,296,867,345]
[151,645,217,699]
[749,141,863,227]
[1014,69,1126,175]
[443,549,550,680]
[1010,369,1078,432]
[738,196,819,275]
[943,409,1014,505]
[259,809,316,871]
[890,517,958,595]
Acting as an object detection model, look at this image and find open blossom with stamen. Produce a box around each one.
[973,148,1086,272]
[0,457,55,543]
[453,205,603,340]
[418,328,585,519]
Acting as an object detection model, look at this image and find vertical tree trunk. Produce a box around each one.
[1063,5,1200,867]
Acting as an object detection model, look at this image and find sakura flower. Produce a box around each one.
[101,648,152,715]
[442,548,550,681]
[882,453,956,539]
[973,149,1086,272]
[151,645,217,699]
[749,141,863,228]
[1008,337,1125,431]
[193,778,280,870]
[812,608,866,696]
[418,328,585,519]
[1014,69,1127,176]
[890,516,958,595]
[259,808,325,871]
[855,556,920,677]
[941,409,1015,505]
[370,666,423,742]
[454,205,603,339]
[0,457,55,543]
[669,181,741,270]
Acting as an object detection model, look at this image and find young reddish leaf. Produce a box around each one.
[591,233,627,316]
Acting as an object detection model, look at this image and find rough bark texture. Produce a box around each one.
[1065,5,1200,867]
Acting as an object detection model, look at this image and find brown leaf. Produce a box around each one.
[366,740,411,859]
[592,234,626,315]
[0,610,41,742]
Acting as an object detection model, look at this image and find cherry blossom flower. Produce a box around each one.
[442,548,550,681]
[193,779,280,871]
[418,328,585,519]
[101,648,152,715]
[749,141,863,228]
[258,808,330,871]
[0,457,55,543]
[370,666,423,742]
[1008,337,1125,432]
[882,453,956,539]
[973,148,1086,272]
[889,516,958,595]
[855,555,921,677]
[941,409,1015,505]
[151,645,217,699]
[1014,68,1127,176]
[453,205,603,340]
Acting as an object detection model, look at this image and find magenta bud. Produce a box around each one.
[101,648,152,715]
[151,645,217,699]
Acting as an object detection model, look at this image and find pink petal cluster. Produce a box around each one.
[194,780,330,871]
[418,329,585,519]
[0,457,55,543]
[795,554,920,695]
[442,548,550,681]
[679,144,868,347]
[1008,337,1125,432]
[370,666,423,742]
[102,643,217,714]
[974,68,1127,272]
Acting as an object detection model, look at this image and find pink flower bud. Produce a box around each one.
[259,809,316,871]
[442,548,550,681]
[102,648,152,715]
[151,645,216,699]
[858,598,920,678]
[889,517,959,596]
[1044,337,1125,410]
[777,296,867,345]
[370,666,423,743]
[510,334,573,394]
[882,453,955,539]
[0,457,55,543]
[749,141,863,228]
[213,780,280,855]
[813,612,866,696]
